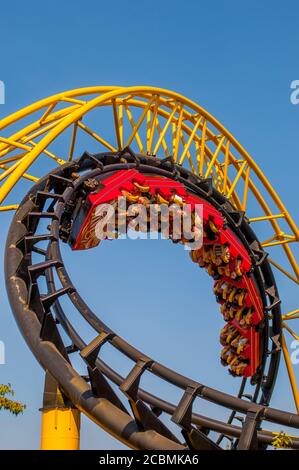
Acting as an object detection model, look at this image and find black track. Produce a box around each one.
[5,150,298,450]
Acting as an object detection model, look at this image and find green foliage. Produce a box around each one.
[0,383,26,416]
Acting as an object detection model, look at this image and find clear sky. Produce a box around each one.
[0,0,299,449]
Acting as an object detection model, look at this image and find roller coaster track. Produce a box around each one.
[1,86,299,450]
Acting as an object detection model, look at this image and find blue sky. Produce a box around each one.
[0,0,299,449]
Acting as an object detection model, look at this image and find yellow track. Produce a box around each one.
[0,85,298,415]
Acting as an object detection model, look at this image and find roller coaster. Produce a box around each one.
[1,86,299,450]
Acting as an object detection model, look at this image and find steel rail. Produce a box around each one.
[5,152,294,450]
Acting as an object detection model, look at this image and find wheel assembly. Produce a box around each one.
[1,86,299,449]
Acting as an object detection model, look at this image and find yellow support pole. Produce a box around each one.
[41,407,81,450]
[40,372,81,450]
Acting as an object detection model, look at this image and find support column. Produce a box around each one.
[40,372,81,450]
